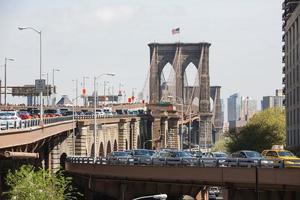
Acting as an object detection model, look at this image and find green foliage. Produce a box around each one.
[4,165,81,200]
[211,137,230,153]
[226,108,286,153]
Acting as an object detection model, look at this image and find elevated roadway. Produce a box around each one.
[65,157,300,200]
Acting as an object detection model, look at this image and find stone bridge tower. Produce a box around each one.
[148,42,213,148]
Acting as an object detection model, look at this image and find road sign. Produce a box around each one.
[35,79,46,93]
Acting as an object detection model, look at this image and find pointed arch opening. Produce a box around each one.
[183,62,199,104]
[91,143,95,157]
[99,142,104,157]
[106,141,111,156]
[113,140,117,151]
[160,62,176,102]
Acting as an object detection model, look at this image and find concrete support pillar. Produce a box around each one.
[152,117,161,149]
[199,115,212,149]
[168,118,179,149]
[76,127,88,156]
[160,118,168,148]
[118,119,128,151]
[119,183,127,200]
[50,142,61,173]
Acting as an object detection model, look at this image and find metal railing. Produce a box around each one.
[66,156,300,168]
[0,113,140,131]
[0,116,73,131]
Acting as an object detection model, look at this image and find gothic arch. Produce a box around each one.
[99,142,104,157]
[106,141,112,156]
[113,140,117,151]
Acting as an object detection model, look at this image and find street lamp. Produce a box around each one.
[18,26,43,125]
[93,73,115,161]
[4,57,14,106]
[82,76,89,107]
[42,73,49,106]
[133,194,167,200]
[52,68,60,106]
[72,79,79,106]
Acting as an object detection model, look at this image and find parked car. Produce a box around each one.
[0,111,21,129]
[209,187,220,197]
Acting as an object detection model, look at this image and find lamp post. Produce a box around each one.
[103,81,109,106]
[18,26,43,124]
[93,73,115,161]
[52,68,60,106]
[82,76,89,107]
[42,73,49,106]
[72,79,78,106]
[4,57,14,106]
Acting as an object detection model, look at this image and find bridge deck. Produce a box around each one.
[0,121,75,149]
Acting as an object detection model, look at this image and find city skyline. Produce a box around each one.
[0,0,283,107]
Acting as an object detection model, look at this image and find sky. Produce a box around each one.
[0,0,283,111]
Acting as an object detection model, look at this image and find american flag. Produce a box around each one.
[172,27,180,35]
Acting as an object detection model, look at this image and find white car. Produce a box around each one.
[0,111,21,129]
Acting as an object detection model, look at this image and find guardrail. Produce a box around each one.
[0,113,141,131]
[66,156,300,168]
[0,116,73,131]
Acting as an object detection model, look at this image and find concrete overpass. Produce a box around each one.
[66,159,300,200]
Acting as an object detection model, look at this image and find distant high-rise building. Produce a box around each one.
[282,1,300,151]
[261,89,285,110]
[242,97,257,121]
[227,93,257,130]
[227,93,241,121]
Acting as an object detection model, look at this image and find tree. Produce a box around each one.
[4,165,81,200]
[226,108,285,153]
[211,137,230,153]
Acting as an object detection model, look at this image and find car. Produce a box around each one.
[229,150,269,167]
[127,149,152,165]
[190,150,203,158]
[0,111,22,129]
[262,148,300,168]
[29,108,41,118]
[209,187,220,197]
[44,109,62,117]
[18,111,32,120]
[107,151,133,164]
[64,111,77,116]
[153,150,195,166]
[59,108,69,116]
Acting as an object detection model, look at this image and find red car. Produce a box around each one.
[18,111,32,120]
